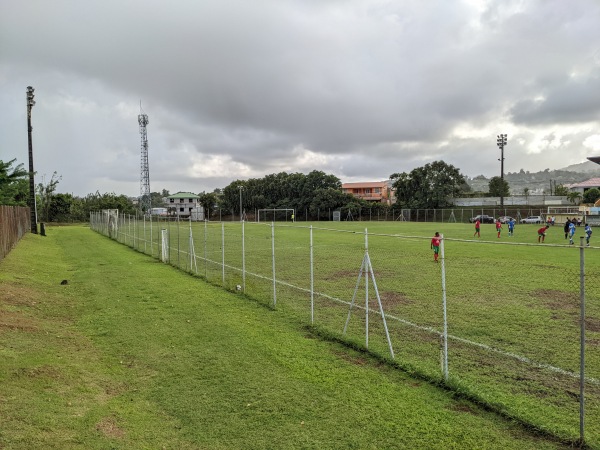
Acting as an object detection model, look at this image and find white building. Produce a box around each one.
[165,192,204,220]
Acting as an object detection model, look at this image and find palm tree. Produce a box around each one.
[567,191,582,205]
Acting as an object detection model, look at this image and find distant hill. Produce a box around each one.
[467,160,600,195]
[561,160,600,173]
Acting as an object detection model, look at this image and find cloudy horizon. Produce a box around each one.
[2,0,600,197]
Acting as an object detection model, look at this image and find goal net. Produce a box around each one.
[257,208,296,222]
[102,209,119,237]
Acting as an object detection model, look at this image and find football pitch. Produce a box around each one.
[104,216,600,446]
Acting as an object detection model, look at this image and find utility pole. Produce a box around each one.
[26,86,37,234]
[497,134,507,207]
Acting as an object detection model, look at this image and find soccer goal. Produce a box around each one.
[257,208,296,222]
[102,209,119,238]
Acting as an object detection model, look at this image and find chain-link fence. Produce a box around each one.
[0,205,30,261]
[90,212,600,446]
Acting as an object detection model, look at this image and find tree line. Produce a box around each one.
[2,157,597,223]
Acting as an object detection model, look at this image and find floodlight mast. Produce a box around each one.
[26,86,37,234]
[139,104,151,214]
[497,134,507,207]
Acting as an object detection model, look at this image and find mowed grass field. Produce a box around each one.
[118,217,600,446]
[0,224,574,449]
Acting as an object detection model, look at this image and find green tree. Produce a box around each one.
[488,176,510,198]
[69,192,136,221]
[582,188,600,205]
[150,191,166,208]
[36,172,61,222]
[554,184,569,196]
[390,161,467,209]
[47,193,74,222]
[309,187,357,219]
[221,170,343,219]
[0,159,29,205]
[198,192,218,218]
[567,191,582,205]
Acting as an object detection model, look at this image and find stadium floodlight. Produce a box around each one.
[26,86,37,234]
[238,185,243,222]
[496,134,507,208]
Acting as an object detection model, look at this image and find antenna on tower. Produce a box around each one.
[138,102,151,213]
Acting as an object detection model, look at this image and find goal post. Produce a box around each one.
[257,208,296,222]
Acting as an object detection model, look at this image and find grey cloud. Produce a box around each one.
[1,0,600,197]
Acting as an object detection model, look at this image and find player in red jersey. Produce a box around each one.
[431,232,441,262]
[473,219,480,238]
[495,219,502,238]
[538,225,549,243]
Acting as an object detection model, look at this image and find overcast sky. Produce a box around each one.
[1,0,600,197]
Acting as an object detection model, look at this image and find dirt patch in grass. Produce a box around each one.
[96,416,125,439]
[0,310,39,332]
[324,270,357,281]
[448,402,479,415]
[12,365,63,380]
[332,349,367,366]
[379,291,414,307]
[583,317,600,332]
[0,283,41,308]
[533,289,578,311]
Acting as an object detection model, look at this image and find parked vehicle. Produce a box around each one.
[520,215,544,224]
[498,216,515,224]
[469,214,495,224]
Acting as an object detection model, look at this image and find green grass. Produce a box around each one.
[102,216,600,446]
[0,225,571,449]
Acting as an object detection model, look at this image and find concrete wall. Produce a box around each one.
[454,195,569,207]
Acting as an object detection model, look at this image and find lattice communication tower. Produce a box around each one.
[138,105,151,213]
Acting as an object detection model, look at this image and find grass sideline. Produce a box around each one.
[0,225,570,449]
[100,217,600,445]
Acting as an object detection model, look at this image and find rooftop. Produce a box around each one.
[342,181,389,189]
[167,192,200,199]
[567,178,600,188]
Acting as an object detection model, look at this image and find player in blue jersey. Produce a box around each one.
[568,221,576,245]
[585,224,592,246]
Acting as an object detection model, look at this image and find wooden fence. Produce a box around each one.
[0,206,30,261]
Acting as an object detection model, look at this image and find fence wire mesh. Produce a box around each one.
[90,212,600,446]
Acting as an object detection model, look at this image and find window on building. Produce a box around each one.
[364,188,371,194]
[180,198,184,203]
[179,207,184,212]
[170,198,174,203]
[374,188,380,194]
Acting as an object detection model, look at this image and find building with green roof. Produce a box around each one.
[164,192,204,220]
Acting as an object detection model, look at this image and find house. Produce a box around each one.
[342,181,394,205]
[565,178,600,195]
[165,192,204,220]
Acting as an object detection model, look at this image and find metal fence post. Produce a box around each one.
[149,214,153,257]
[310,225,314,324]
[579,235,586,444]
[204,220,208,279]
[242,221,246,293]
[365,229,369,349]
[271,222,276,306]
[441,233,449,381]
[221,222,225,287]
[177,215,181,269]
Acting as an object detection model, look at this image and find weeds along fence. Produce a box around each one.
[90,212,600,447]
[0,206,30,261]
